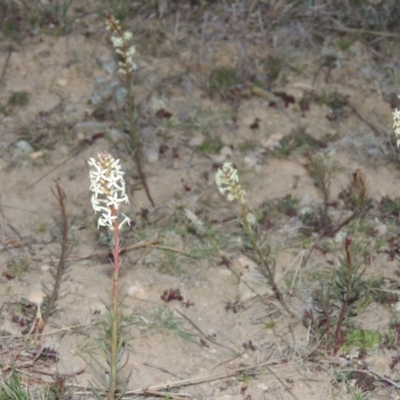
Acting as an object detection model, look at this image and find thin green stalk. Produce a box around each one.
[239,202,294,317]
[125,68,154,206]
[215,163,294,317]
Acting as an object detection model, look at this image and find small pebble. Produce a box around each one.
[57,78,67,87]
[127,283,148,300]
[30,151,44,159]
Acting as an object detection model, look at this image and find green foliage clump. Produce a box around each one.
[8,91,29,107]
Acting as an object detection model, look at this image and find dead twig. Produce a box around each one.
[143,362,183,379]
[0,45,13,91]
[328,19,400,38]
[364,367,400,390]
[175,309,238,353]
[265,365,300,400]
[42,182,70,326]
[146,244,198,259]
[347,101,382,137]
[128,360,284,395]
[63,238,159,262]
[26,365,85,378]
[141,389,191,399]
[47,239,195,263]
[1,345,45,373]
[71,359,284,397]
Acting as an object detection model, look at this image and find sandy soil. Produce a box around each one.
[1,2,400,399]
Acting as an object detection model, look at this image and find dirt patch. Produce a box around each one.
[1,1,400,399]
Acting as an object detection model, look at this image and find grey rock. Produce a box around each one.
[16,140,34,153]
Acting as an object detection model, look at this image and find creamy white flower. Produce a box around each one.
[126,46,136,58]
[215,162,246,204]
[111,36,123,49]
[106,16,137,76]
[123,32,133,42]
[88,152,130,230]
[119,214,132,230]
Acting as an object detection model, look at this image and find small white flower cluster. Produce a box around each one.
[106,15,137,75]
[393,108,400,147]
[215,162,246,204]
[88,152,130,230]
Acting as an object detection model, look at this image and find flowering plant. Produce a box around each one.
[215,162,291,314]
[88,152,131,400]
[105,15,154,207]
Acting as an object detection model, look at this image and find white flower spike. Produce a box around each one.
[88,152,130,231]
[215,162,246,204]
[106,15,137,75]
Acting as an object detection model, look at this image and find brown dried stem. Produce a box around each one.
[42,181,70,327]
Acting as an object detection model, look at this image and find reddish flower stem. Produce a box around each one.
[109,205,120,400]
